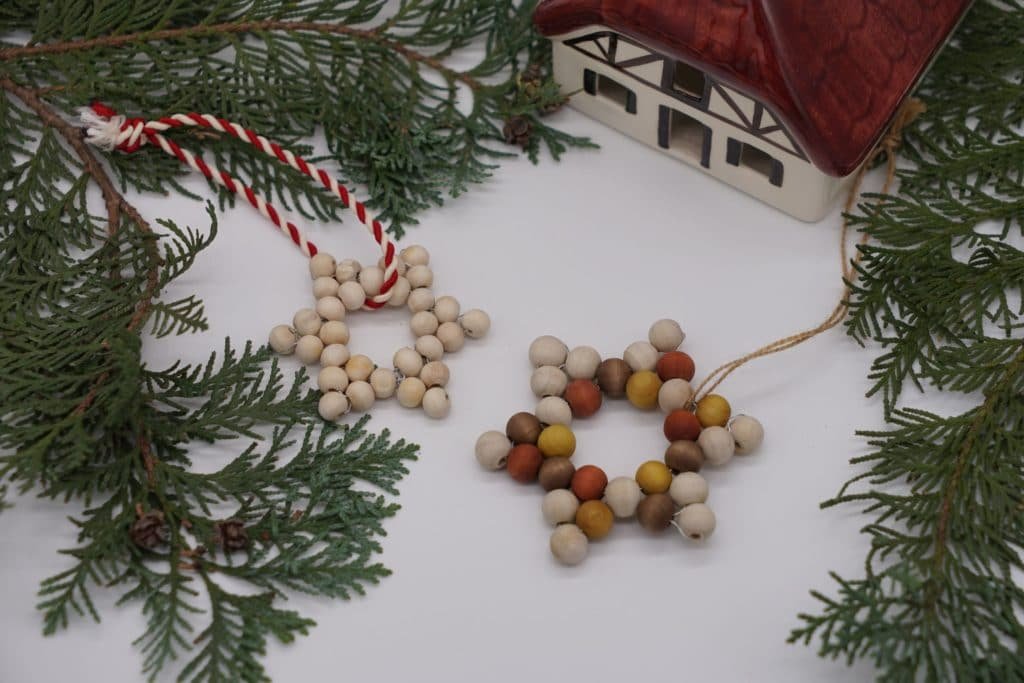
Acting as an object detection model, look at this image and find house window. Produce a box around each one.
[657,107,711,168]
[671,61,706,100]
[727,138,784,186]
[583,69,637,114]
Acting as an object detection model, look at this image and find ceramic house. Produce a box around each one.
[533,0,973,221]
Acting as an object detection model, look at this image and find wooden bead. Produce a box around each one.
[530,366,568,398]
[695,394,731,428]
[665,440,705,472]
[268,325,298,354]
[407,287,435,313]
[406,264,434,289]
[565,346,601,380]
[321,343,351,367]
[315,296,346,322]
[370,367,397,399]
[541,489,579,525]
[506,411,542,444]
[529,335,568,367]
[317,391,349,421]
[318,320,350,345]
[730,415,765,454]
[338,280,366,310]
[575,500,614,540]
[422,387,450,419]
[295,335,324,364]
[415,335,444,361]
[400,244,430,266]
[603,477,642,518]
[664,410,702,442]
[313,276,340,299]
[536,396,573,426]
[538,458,576,491]
[293,308,322,336]
[309,252,337,278]
[397,377,426,408]
[393,347,423,377]
[596,358,631,398]
[459,309,491,339]
[537,424,576,458]
[635,460,673,494]
[676,503,716,540]
[345,354,375,382]
[345,381,375,412]
[410,310,439,337]
[317,366,349,393]
[420,360,449,387]
[648,318,685,352]
[637,493,675,532]
[625,370,662,410]
[564,379,602,418]
[433,295,460,323]
[669,472,708,507]
[387,276,411,307]
[507,444,543,483]
[358,265,385,296]
[335,258,361,283]
[570,465,608,501]
[657,351,696,382]
[697,426,735,466]
[436,322,465,352]
[549,524,588,566]
[623,340,659,372]
[475,431,512,470]
[658,378,694,413]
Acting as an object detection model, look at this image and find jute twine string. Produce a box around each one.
[691,97,927,404]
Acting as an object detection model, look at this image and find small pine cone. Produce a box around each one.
[503,116,533,148]
[130,511,168,550]
[214,519,250,551]
[540,96,568,116]
[521,63,544,84]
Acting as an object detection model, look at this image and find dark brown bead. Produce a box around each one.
[665,440,705,472]
[506,411,542,444]
[564,379,603,418]
[538,457,576,491]
[507,444,543,483]
[596,358,632,398]
[636,493,676,532]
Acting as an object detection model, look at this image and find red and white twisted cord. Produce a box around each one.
[80,102,398,309]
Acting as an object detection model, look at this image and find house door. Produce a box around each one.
[658,106,711,168]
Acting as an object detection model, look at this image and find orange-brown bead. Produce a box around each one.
[571,465,609,501]
[564,379,603,418]
[575,500,614,540]
[657,351,696,382]
[506,444,543,483]
[664,410,702,442]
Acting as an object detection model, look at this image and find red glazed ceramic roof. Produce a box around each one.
[534,0,973,176]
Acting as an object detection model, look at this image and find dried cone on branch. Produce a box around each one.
[130,511,168,550]
[214,519,250,551]
[503,115,533,148]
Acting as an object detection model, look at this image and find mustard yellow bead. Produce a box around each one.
[635,460,673,494]
[537,424,576,458]
[625,370,662,410]
[696,394,731,428]
[575,500,614,540]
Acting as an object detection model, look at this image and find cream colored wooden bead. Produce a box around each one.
[338,280,366,310]
[475,430,512,470]
[415,335,444,361]
[309,252,336,279]
[669,472,708,507]
[295,335,324,364]
[406,264,434,289]
[542,489,580,526]
[531,365,568,398]
[320,343,351,367]
[550,524,588,566]
[318,320,350,345]
[536,396,572,426]
[393,347,423,377]
[420,361,449,388]
[675,503,716,540]
[335,258,361,283]
[648,318,686,352]
[529,335,568,367]
[436,322,465,353]
[379,255,407,276]
[697,426,736,466]
[624,340,659,372]
[730,415,765,455]
[603,477,642,518]
[387,277,411,308]
[318,391,350,421]
[565,346,601,380]
[410,310,439,337]
[268,325,298,354]
[318,366,350,393]
[407,287,435,313]
[315,296,346,322]
[370,367,397,399]
[345,381,375,412]
[422,386,450,419]
[312,276,339,299]
[658,378,694,413]
[293,308,322,337]
[358,265,385,297]
[396,377,427,408]
[345,354,375,382]
[400,244,430,267]
[459,309,491,339]
[433,296,460,323]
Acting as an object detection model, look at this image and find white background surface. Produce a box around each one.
[0,104,910,682]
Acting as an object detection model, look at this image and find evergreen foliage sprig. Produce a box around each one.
[0,2,584,680]
[790,2,1024,679]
